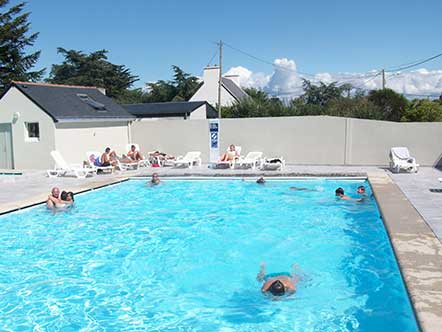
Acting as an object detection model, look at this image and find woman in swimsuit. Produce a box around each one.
[220,144,239,162]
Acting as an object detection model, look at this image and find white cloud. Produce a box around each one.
[225,58,442,99]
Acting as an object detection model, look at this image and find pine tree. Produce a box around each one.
[0,0,44,92]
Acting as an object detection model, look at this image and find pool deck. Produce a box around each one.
[1,165,442,331]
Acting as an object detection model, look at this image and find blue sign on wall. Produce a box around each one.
[209,122,219,148]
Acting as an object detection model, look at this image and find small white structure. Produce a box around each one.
[190,65,248,107]
[0,81,134,169]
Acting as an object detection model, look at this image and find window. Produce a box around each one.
[24,122,40,142]
[77,93,107,111]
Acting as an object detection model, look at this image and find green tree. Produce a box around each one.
[0,0,44,92]
[47,48,138,99]
[143,66,201,102]
[301,80,350,106]
[401,99,442,122]
[368,88,408,122]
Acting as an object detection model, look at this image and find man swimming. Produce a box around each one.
[335,187,352,200]
[257,263,297,297]
[46,187,61,209]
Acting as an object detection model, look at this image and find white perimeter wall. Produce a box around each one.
[131,116,442,166]
[0,87,56,169]
[54,121,129,165]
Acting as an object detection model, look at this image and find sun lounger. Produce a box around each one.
[47,150,96,179]
[237,152,264,169]
[389,147,419,173]
[125,143,150,168]
[173,151,202,168]
[85,151,114,174]
[211,146,242,169]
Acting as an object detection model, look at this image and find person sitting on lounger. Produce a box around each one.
[127,145,144,161]
[220,144,239,162]
[100,147,118,167]
[257,263,297,298]
[335,187,352,200]
[149,151,176,165]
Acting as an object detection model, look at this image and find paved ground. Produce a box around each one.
[389,167,442,241]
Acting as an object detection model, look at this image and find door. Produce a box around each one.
[0,123,14,169]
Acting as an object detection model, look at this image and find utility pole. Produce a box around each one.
[217,40,223,119]
[381,69,386,89]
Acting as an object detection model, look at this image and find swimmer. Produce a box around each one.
[256,177,266,184]
[290,187,317,191]
[257,262,297,298]
[46,187,61,209]
[55,191,74,208]
[335,187,352,200]
[149,173,160,186]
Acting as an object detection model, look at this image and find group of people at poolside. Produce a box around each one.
[87,146,176,171]
[46,187,74,209]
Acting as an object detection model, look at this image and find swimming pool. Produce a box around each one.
[0,179,418,331]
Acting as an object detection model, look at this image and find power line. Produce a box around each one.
[385,51,442,72]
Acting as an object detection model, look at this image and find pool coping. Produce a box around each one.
[368,172,442,332]
[0,172,441,331]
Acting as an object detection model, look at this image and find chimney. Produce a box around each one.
[203,65,220,86]
[224,74,240,86]
[97,87,106,95]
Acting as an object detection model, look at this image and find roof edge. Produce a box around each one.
[12,81,101,90]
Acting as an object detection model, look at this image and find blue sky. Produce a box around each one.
[21,0,442,93]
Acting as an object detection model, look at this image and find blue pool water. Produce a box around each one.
[0,179,418,331]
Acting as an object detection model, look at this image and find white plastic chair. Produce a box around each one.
[236,152,263,169]
[389,147,419,173]
[173,151,202,168]
[47,150,96,179]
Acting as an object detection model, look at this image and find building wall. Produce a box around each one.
[54,121,129,164]
[189,104,208,120]
[130,116,442,166]
[0,86,56,169]
[131,119,210,160]
[190,67,237,107]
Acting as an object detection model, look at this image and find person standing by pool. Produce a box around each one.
[257,263,297,297]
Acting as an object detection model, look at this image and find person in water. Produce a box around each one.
[257,263,297,297]
[335,187,352,200]
[149,173,160,186]
[256,176,266,184]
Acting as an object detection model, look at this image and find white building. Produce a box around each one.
[190,65,248,107]
[0,81,134,169]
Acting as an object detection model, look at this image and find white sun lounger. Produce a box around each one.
[211,146,242,169]
[125,143,150,168]
[237,152,264,169]
[47,150,96,179]
[389,147,419,173]
[85,151,114,174]
[173,151,202,168]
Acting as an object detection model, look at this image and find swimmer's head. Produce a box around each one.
[256,177,265,184]
[51,187,60,198]
[357,185,365,194]
[335,187,344,196]
[269,280,285,296]
[60,191,68,201]
[67,192,74,202]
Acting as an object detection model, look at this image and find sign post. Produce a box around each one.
[209,119,220,163]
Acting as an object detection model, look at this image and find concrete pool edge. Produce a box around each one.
[368,172,442,332]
